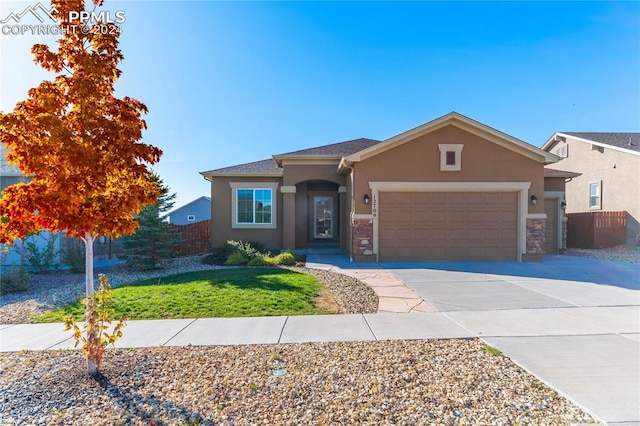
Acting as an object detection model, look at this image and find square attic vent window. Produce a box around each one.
[187,215,196,222]
[438,144,464,171]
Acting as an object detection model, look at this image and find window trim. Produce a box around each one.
[438,144,464,171]
[229,182,278,229]
[589,181,601,210]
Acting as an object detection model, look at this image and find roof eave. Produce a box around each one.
[347,112,559,165]
[273,154,343,167]
[550,132,640,156]
[201,172,284,178]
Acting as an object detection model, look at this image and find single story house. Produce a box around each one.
[201,112,573,262]
[167,196,212,225]
[542,132,640,244]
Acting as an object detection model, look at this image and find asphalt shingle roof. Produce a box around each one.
[203,158,282,175]
[204,138,382,175]
[276,138,381,157]
[563,132,640,153]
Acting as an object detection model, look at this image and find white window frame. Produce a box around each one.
[556,144,568,158]
[589,182,601,210]
[229,182,278,229]
[186,214,196,222]
[438,144,464,171]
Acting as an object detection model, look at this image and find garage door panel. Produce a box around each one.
[414,211,430,222]
[394,193,412,204]
[379,191,518,261]
[430,193,448,204]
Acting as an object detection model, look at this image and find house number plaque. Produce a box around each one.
[372,193,377,217]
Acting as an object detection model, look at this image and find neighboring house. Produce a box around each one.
[1,145,62,268]
[542,132,640,243]
[201,112,571,262]
[167,196,211,225]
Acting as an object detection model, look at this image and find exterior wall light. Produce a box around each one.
[363,194,370,205]
[561,200,567,210]
[530,195,538,205]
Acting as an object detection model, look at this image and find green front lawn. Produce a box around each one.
[35,268,330,322]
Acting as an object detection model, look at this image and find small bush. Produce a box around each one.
[25,233,59,273]
[224,252,249,265]
[202,242,236,265]
[247,240,271,255]
[0,267,29,295]
[274,252,296,266]
[61,239,85,273]
[247,255,275,266]
[64,274,126,375]
[227,240,259,260]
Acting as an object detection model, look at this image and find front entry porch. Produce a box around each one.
[281,180,348,251]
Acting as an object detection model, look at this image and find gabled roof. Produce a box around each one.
[273,138,381,166]
[342,112,559,167]
[201,138,382,177]
[168,196,211,216]
[200,158,283,178]
[544,167,581,178]
[543,132,640,155]
[276,138,381,157]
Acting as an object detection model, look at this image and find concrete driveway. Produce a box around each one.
[383,255,640,425]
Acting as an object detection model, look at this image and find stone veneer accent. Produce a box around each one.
[561,217,568,250]
[352,218,373,256]
[526,218,545,255]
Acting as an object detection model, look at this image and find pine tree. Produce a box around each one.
[121,176,182,271]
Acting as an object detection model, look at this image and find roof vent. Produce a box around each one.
[629,137,633,146]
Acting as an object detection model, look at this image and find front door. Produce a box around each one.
[313,196,333,238]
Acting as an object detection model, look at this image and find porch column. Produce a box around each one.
[281,186,296,250]
[339,186,347,250]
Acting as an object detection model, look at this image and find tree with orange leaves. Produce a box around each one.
[0,0,161,372]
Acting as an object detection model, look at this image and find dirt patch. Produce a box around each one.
[313,286,339,313]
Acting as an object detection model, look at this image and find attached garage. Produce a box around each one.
[378,191,519,261]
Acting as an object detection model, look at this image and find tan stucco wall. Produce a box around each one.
[544,177,566,192]
[352,125,545,215]
[549,138,640,240]
[210,176,283,249]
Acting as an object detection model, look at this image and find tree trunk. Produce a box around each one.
[20,238,25,271]
[84,232,95,297]
[87,358,98,375]
[83,232,98,375]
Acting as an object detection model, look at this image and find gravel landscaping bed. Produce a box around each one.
[0,339,597,425]
[0,257,378,324]
[564,244,640,264]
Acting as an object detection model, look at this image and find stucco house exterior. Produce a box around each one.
[167,196,211,225]
[542,132,640,243]
[201,112,571,262]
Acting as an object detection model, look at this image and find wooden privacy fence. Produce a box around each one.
[172,219,211,256]
[567,211,627,249]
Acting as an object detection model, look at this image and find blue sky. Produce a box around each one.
[1,1,639,208]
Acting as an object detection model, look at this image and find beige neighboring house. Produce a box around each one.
[542,132,640,243]
[201,112,573,262]
[1,145,62,268]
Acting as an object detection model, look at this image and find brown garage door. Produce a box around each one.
[379,192,518,261]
